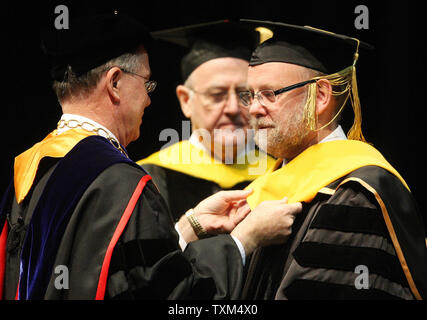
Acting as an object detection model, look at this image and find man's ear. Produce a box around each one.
[176,85,192,118]
[106,67,122,104]
[315,79,333,117]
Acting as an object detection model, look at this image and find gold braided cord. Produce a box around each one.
[304,66,353,132]
[303,81,318,131]
[302,37,366,142]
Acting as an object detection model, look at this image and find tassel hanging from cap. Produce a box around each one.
[346,50,366,142]
[303,67,352,134]
[303,80,319,132]
[302,37,367,142]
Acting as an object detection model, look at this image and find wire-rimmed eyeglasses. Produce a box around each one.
[188,87,248,106]
[120,68,157,93]
[239,79,316,107]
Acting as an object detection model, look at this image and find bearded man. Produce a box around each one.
[239,20,427,300]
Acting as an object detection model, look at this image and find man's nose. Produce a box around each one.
[249,98,267,117]
[223,91,241,115]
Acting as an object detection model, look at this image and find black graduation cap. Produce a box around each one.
[240,19,374,143]
[151,20,260,81]
[42,12,152,81]
[241,19,374,74]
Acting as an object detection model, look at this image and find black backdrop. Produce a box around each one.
[1,1,426,230]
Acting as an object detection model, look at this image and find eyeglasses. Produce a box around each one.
[121,69,157,93]
[239,79,316,107]
[188,87,248,106]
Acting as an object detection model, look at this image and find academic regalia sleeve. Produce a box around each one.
[169,235,244,300]
[274,166,427,300]
[104,165,244,300]
[33,160,243,300]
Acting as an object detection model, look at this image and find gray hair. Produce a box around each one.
[52,49,144,103]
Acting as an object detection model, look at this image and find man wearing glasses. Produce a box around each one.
[138,20,276,223]
[0,14,303,300]
[239,20,427,300]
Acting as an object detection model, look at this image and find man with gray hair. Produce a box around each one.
[0,13,302,300]
[138,20,276,222]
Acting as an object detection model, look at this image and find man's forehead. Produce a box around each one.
[191,57,249,87]
[248,62,304,87]
[193,57,248,75]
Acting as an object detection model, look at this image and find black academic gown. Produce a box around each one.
[242,166,427,300]
[0,135,243,300]
[141,164,250,222]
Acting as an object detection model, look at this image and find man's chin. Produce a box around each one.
[214,129,247,148]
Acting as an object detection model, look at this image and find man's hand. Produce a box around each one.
[194,189,253,233]
[231,197,302,256]
[177,189,253,243]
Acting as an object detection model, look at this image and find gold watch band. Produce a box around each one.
[185,209,209,239]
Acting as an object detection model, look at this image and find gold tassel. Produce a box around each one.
[303,67,352,133]
[256,27,274,44]
[302,37,367,143]
[346,64,366,142]
[303,81,318,131]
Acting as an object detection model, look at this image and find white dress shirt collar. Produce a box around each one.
[318,125,347,144]
[282,125,347,167]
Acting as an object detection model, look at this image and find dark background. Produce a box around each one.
[1,1,426,230]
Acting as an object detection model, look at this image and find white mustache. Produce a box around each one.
[250,117,275,129]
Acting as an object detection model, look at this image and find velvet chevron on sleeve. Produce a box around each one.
[242,166,427,300]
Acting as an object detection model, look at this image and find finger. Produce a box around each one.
[226,201,251,226]
[234,202,251,221]
[219,189,254,202]
[287,202,303,215]
[280,196,289,203]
